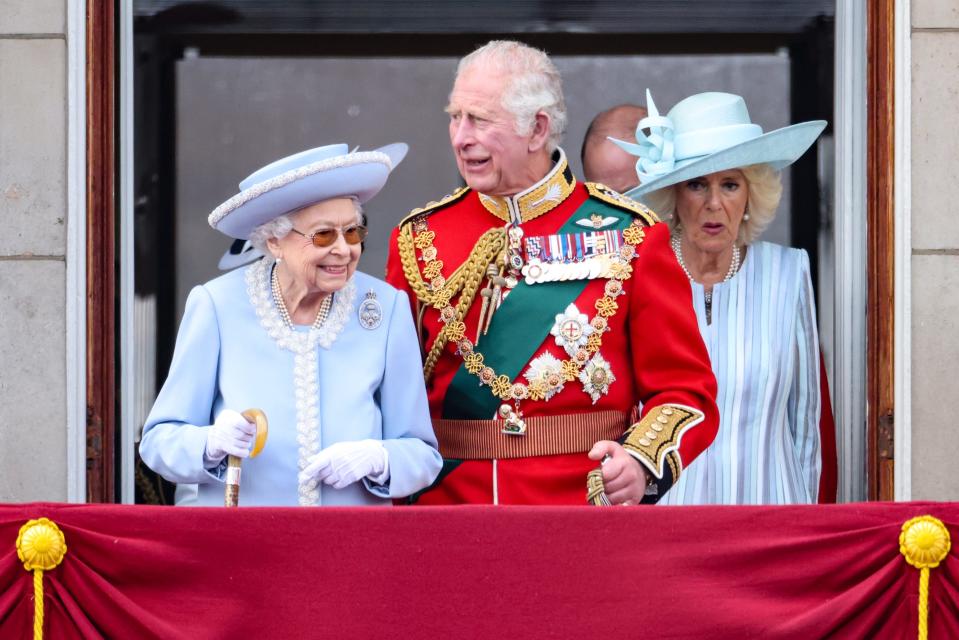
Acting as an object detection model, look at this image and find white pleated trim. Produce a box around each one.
[209,151,392,228]
[245,258,356,505]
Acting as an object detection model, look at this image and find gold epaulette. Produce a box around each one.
[397,186,471,228]
[585,182,660,227]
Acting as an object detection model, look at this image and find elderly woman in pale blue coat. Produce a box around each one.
[613,91,828,504]
[140,143,442,506]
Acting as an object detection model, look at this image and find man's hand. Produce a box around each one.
[588,441,649,506]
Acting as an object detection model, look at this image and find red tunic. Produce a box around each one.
[386,163,718,505]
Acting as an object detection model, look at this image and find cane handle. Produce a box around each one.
[224,409,269,507]
[241,408,269,458]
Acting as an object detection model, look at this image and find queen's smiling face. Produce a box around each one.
[269,198,362,297]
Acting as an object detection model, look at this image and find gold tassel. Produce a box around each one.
[585,467,611,506]
[475,263,498,344]
[16,518,67,640]
[899,515,951,640]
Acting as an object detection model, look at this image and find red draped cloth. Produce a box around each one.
[2,502,958,638]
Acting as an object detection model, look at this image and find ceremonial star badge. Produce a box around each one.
[580,353,616,404]
[550,303,595,358]
[523,352,566,401]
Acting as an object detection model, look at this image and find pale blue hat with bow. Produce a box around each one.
[610,90,826,200]
[209,142,408,239]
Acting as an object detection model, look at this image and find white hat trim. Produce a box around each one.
[208,150,391,229]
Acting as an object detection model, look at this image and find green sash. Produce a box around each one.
[442,199,634,419]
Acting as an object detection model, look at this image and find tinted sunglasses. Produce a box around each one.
[290,224,368,247]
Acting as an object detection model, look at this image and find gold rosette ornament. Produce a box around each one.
[16,517,68,640]
[899,515,951,640]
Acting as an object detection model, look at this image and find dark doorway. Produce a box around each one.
[130,0,835,503]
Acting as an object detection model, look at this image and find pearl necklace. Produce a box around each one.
[671,235,741,323]
[271,265,332,330]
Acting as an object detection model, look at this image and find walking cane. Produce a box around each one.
[225,408,269,507]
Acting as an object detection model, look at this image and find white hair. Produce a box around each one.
[643,164,783,245]
[456,40,567,152]
[248,197,364,254]
[249,214,293,254]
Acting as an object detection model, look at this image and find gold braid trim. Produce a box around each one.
[622,404,703,479]
[665,450,681,482]
[585,182,660,226]
[397,186,470,228]
[398,222,507,380]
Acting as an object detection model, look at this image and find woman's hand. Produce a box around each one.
[204,409,256,464]
[299,440,389,490]
[588,441,650,506]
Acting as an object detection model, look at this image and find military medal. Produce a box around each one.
[550,303,595,357]
[507,225,525,272]
[521,230,626,284]
[522,259,547,285]
[358,289,383,330]
[503,225,525,300]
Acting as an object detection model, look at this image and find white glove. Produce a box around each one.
[204,409,256,464]
[298,440,389,490]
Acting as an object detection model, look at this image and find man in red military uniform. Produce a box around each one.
[386,40,718,505]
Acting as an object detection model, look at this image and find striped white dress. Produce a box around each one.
[659,241,822,505]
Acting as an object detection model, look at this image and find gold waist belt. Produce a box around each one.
[433,409,638,460]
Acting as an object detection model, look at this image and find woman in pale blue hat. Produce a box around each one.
[140,143,442,506]
[611,91,827,505]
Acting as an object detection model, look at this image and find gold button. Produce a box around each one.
[652,424,664,432]
[657,415,668,424]
[639,438,651,447]
[645,431,657,439]
[662,408,674,416]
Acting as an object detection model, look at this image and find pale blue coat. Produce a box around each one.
[140,260,441,506]
[659,242,821,505]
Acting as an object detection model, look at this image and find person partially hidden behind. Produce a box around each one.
[140,143,441,505]
[581,103,647,193]
[614,90,828,504]
[385,41,718,506]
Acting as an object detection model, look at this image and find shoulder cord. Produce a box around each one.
[397,222,507,380]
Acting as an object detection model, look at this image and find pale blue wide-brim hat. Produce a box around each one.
[209,142,408,239]
[610,90,826,200]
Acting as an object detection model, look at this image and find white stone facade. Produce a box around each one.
[910,0,959,499]
[0,0,69,501]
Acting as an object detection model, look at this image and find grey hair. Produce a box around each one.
[456,40,567,152]
[642,164,783,245]
[248,197,364,254]
[249,214,293,254]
